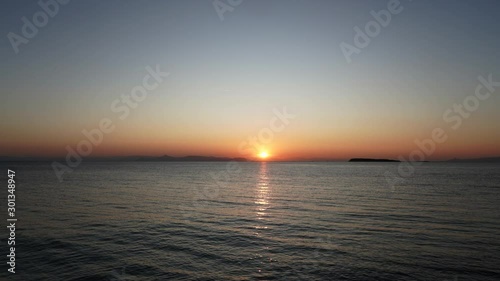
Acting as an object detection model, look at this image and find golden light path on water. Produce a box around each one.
[254,162,274,274]
[255,162,270,231]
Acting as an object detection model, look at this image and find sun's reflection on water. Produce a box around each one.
[254,162,278,275]
[255,162,270,227]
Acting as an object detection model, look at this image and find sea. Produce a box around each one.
[0,161,499,281]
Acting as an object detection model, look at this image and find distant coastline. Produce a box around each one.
[0,155,248,162]
[134,155,248,162]
[348,158,400,162]
[1,156,499,163]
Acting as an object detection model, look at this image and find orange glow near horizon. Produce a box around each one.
[1,114,500,160]
[2,134,500,161]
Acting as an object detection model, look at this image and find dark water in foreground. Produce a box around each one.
[1,162,499,281]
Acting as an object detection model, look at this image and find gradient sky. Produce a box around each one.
[1,0,499,160]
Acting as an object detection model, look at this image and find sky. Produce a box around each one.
[1,0,499,161]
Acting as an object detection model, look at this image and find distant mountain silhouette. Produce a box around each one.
[349,158,400,162]
[0,155,247,162]
[134,155,248,162]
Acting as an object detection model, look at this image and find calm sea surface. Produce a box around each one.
[1,162,499,281]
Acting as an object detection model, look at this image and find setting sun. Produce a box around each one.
[259,151,269,159]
